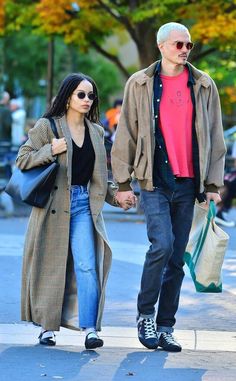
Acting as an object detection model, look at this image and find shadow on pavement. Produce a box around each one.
[0,345,206,381]
[112,350,205,381]
[0,344,99,381]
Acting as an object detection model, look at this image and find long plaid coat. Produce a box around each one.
[16,115,113,331]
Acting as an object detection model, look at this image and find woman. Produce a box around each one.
[16,73,130,349]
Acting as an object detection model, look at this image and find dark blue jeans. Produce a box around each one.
[138,179,195,333]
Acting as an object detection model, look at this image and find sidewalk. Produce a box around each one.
[1,323,236,351]
[1,325,236,381]
[1,235,236,380]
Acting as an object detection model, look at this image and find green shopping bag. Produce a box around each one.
[184,201,229,293]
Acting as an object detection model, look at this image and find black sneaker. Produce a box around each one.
[137,318,159,349]
[158,332,182,352]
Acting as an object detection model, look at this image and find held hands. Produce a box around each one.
[51,138,67,156]
[115,190,137,211]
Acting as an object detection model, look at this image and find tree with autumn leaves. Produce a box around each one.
[2,0,236,72]
[1,0,236,120]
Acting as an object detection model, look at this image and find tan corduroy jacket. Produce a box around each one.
[111,61,226,194]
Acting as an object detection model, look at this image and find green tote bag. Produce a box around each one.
[184,201,229,293]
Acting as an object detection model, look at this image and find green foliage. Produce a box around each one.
[3,30,122,112]
[55,47,123,112]
[129,0,188,22]
[3,29,48,96]
[1,0,236,121]
[197,50,236,121]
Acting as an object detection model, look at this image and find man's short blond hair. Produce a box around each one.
[156,22,190,44]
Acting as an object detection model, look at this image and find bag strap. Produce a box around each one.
[48,117,59,139]
[208,200,216,220]
[192,200,216,264]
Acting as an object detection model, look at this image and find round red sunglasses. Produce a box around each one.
[174,41,194,50]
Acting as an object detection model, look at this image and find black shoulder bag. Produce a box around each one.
[5,118,60,208]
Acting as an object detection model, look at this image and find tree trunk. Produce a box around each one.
[46,37,54,106]
[133,23,160,68]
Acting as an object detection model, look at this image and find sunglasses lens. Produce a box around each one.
[77,92,95,101]
[187,42,194,50]
[77,92,86,99]
[88,93,96,101]
[175,41,194,50]
[176,41,184,49]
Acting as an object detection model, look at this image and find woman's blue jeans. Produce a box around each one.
[69,185,98,328]
[138,179,195,332]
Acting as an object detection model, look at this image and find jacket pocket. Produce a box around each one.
[134,137,143,168]
[134,137,148,180]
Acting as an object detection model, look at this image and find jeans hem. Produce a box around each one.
[137,313,155,321]
[156,326,174,333]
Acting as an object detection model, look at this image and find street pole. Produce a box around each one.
[46,36,54,106]
[0,37,5,94]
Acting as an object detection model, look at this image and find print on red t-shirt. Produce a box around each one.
[159,67,194,178]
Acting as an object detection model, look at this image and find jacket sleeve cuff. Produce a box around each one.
[205,184,220,193]
[117,181,132,191]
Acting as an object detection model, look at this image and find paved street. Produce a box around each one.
[0,202,236,380]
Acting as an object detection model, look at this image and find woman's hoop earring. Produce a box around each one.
[66,100,70,110]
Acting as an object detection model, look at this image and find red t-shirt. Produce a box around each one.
[159,68,194,178]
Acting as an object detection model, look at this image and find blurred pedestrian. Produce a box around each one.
[105,99,122,142]
[103,99,123,172]
[16,73,127,349]
[0,91,12,143]
[0,91,14,216]
[112,22,226,352]
[10,98,26,148]
[215,139,236,227]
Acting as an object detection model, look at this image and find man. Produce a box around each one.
[111,22,226,352]
[105,99,123,137]
[0,91,12,176]
[0,91,12,142]
[215,139,236,227]
[0,91,14,215]
[10,98,26,147]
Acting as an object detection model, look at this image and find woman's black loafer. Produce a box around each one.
[85,332,103,349]
[38,330,56,346]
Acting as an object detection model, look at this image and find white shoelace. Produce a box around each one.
[143,319,157,339]
[161,332,176,344]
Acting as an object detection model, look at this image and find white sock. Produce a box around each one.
[85,327,96,336]
[40,330,55,338]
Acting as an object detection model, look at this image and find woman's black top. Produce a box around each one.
[71,124,95,185]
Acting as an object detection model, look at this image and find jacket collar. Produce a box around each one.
[135,60,211,88]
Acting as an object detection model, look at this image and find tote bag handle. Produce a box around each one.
[48,118,59,139]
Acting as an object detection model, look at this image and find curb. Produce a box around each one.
[1,324,236,351]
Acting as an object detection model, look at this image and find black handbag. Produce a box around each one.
[5,118,60,208]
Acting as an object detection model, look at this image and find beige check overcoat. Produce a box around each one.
[16,115,114,331]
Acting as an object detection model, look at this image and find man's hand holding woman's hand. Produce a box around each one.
[115,190,137,210]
